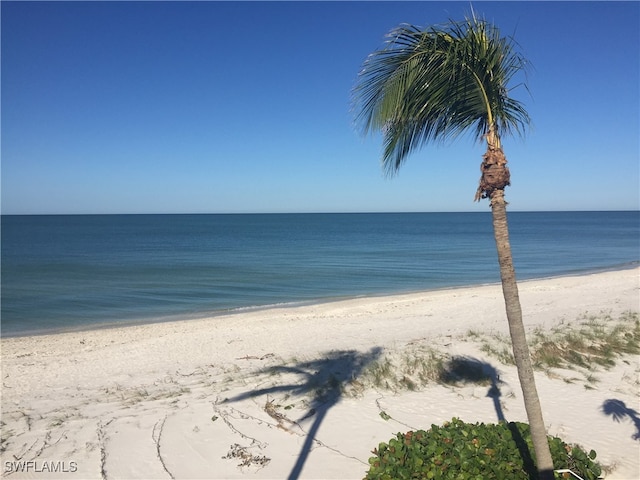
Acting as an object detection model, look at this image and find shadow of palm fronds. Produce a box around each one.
[439,356,497,385]
[226,347,382,406]
[224,347,383,479]
[602,399,640,440]
[439,356,506,422]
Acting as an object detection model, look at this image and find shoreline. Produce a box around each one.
[3,261,637,339]
[1,267,639,479]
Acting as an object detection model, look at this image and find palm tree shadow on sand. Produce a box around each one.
[224,347,383,480]
[439,355,506,421]
[439,356,535,474]
[602,399,640,441]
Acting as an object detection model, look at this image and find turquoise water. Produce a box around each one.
[1,212,638,336]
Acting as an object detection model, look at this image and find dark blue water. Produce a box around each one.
[1,212,638,336]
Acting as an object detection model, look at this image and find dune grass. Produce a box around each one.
[357,310,638,394]
[473,311,639,388]
[243,311,638,403]
[475,311,639,368]
[359,347,447,392]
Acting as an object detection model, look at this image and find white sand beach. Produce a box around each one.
[1,268,639,479]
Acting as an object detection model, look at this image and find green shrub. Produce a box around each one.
[365,418,601,480]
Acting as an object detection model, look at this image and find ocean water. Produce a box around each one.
[1,212,638,337]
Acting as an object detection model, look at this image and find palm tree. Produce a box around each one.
[352,14,555,479]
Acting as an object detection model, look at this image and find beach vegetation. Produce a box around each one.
[352,10,555,476]
[358,347,447,393]
[106,384,191,406]
[365,418,602,480]
[475,311,639,386]
[439,356,495,386]
[621,367,640,390]
[263,398,291,429]
[480,341,515,365]
[223,443,270,469]
[233,311,637,405]
[354,349,502,394]
[365,357,397,390]
[582,373,599,390]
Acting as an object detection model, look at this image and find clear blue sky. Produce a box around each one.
[2,1,638,214]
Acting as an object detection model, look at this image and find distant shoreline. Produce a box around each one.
[3,261,637,339]
[2,209,639,216]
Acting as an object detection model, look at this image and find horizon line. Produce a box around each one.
[2,209,638,216]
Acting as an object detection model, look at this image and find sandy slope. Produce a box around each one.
[1,268,638,479]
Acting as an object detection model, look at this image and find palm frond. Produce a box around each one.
[352,14,531,174]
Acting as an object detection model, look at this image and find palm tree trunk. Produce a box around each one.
[489,189,555,480]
